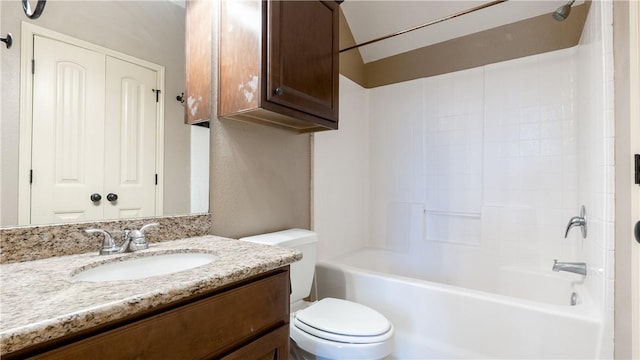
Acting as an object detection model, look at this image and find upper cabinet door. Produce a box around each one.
[184,0,212,125]
[217,0,339,133]
[266,0,339,124]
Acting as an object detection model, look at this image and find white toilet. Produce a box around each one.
[240,229,394,360]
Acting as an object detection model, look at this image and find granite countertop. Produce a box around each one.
[0,235,302,355]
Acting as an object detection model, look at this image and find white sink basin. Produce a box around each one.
[72,252,217,282]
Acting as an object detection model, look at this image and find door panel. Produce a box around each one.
[267,0,338,122]
[104,56,157,220]
[31,35,105,224]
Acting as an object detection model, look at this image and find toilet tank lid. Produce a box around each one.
[239,228,317,247]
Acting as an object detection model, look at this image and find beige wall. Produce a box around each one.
[340,3,588,89]
[0,1,189,225]
[209,118,311,238]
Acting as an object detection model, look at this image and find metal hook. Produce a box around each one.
[1,33,12,49]
[22,0,47,19]
[176,92,185,104]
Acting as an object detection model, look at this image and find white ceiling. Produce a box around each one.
[340,0,585,63]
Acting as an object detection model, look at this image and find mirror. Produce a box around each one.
[0,0,209,226]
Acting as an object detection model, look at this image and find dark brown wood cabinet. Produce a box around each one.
[219,0,339,133]
[184,0,213,125]
[7,268,290,360]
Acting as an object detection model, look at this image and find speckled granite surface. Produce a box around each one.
[0,235,302,355]
[0,213,212,264]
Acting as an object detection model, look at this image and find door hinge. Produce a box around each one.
[635,154,640,185]
[29,169,33,184]
[155,174,158,185]
[152,89,161,103]
[31,59,35,75]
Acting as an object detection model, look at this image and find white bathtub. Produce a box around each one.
[315,248,602,359]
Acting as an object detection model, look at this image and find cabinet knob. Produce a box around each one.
[90,193,102,203]
[106,193,118,202]
[273,87,284,96]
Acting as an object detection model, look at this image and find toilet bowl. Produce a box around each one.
[290,298,394,360]
[239,229,394,360]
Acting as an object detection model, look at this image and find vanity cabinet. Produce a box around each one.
[219,0,339,133]
[10,268,290,360]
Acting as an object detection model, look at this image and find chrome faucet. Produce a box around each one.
[564,205,587,238]
[124,223,159,251]
[85,223,159,255]
[552,259,587,275]
[85,228,119,255]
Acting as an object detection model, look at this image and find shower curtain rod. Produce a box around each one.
[339,0,509,53]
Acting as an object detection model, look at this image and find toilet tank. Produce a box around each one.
[239,229,317,303]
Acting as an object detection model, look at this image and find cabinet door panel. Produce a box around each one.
[267,0,338,122]
[185,0,212,124]
[219,0,262,116]
[220,325,289,360]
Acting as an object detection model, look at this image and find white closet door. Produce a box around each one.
[103,56,157,220]
[31,35,106,224]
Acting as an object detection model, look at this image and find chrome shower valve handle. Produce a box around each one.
[564,205,587,239]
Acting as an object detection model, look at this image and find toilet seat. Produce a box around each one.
[293,298,393,344]
[290,298,394,360]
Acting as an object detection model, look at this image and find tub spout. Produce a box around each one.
[552,259,586,276]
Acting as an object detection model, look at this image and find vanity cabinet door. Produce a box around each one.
[220,325,289,360]
[26,269,289,360]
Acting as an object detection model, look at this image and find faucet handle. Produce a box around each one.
[139,222,159,234]
[126,223,159,251]
[85,228,120,255]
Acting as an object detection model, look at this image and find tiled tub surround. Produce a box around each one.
[315,29,615,356]
[0,235,302,355]
[0,213,212,264]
